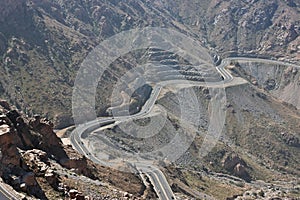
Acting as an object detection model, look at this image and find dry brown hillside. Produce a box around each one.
[0,0,299,128]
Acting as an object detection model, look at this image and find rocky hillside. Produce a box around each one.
[0,100,153,199]
[84,80,300,199]
[0,1,299,199]
[0,0,195,128]
[163,0,300,60]
[230,60,300,110]
[0,0,299,128]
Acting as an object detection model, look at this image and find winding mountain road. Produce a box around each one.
[227,57,299,68]
[69,56,298,200]
[70,57,232,200]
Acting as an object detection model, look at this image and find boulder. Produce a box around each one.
[29,116,66,159]
[0,124,22,166]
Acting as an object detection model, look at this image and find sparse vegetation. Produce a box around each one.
[0,0,299,199]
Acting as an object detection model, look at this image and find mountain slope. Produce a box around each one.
[162,0,300,60]
[0,0,299,127]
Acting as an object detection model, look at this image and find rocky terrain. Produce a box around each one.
[0,100,156,199]
[230,60,300,109]
[0,0,299,199]
[0,0,299,128]
[163,0,300,61]
[86,76,300,199]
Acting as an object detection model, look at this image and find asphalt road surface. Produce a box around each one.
[69,56,298,200]
[69,57,233,200]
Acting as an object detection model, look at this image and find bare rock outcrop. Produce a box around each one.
[222,153,251,182]
[29,115,67,159]
[0,124,22,166]
[0,102,48,198]
[0,100,103,198]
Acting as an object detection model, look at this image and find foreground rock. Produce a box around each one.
[0,100,146,199]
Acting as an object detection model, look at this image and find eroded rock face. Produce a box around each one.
[0,100,101,198]
[22,149,50,175]
[223,153,251,181]
[0,101,63,198]
[29,115,67,158]
[0,124,22,166]
[0,102,49,198]
[21,172,46,199]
